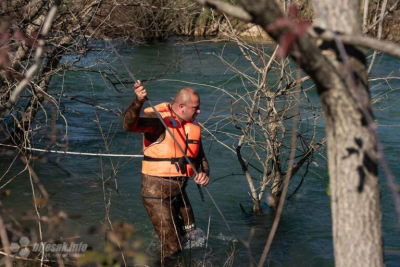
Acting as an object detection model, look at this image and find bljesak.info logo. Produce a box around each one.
[8,237,88,258]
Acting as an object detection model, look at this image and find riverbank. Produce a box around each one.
[91,0,400,43]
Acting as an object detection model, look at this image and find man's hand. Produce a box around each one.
[134,80,147,102]
[194,172,209,186]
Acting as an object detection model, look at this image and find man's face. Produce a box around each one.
[181,95,201,122]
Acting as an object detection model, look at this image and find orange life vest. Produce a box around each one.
[142,103,201,177]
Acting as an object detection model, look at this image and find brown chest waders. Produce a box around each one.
[141,174,196,259]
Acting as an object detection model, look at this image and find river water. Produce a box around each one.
[1,39,399,266]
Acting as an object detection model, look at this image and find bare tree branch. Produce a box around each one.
[312,30,400,58]
[9,2,59,106]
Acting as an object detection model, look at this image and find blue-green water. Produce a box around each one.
[1,39,399,266]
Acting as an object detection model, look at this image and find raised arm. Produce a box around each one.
[123,80,147,131]
[123,97,144,132]
[123,80,163,134]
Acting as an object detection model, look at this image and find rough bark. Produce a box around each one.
[236,0,384,265]
[313,1,384,266]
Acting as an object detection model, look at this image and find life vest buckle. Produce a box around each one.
[171,157,187,175]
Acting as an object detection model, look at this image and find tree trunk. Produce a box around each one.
[267,102,284,209]
[236,0,384,265]
[312,1,384,266]
[236,133,262,214]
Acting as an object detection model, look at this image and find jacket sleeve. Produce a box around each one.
[123,97,144,132]
[123,98,164,134]
[196,139,210,176]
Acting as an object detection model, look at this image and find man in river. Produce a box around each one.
[123,80,210,264]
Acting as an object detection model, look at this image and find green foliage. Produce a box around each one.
[326,182,331,196]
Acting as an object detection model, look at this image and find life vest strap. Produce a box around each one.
[143,155,197,164]
[143,155,197,175]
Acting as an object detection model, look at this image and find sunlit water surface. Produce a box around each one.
[1,39,399,266]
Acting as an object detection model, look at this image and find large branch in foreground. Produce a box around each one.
[195,0,400,59]
[312,30,400,58]
[194,1,387,267]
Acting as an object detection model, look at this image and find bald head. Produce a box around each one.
[171,87,201,122]
[173,87,199,105]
